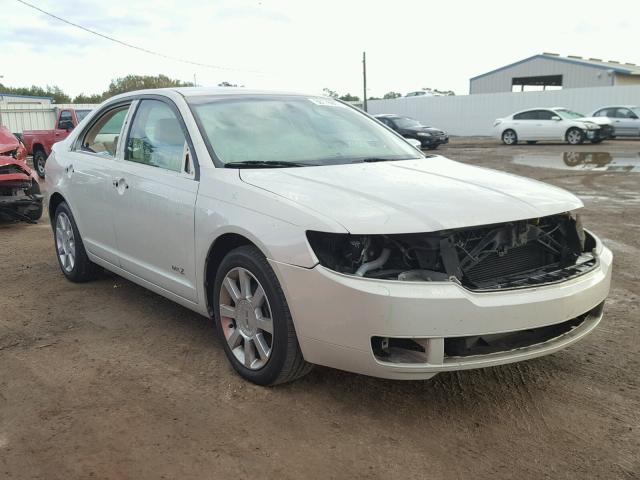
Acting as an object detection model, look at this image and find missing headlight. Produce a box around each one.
[307,212,596,288]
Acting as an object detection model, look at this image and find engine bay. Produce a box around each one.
[307,213,597,290]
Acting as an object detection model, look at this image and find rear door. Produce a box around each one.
[111,98,200,302]
[64,103,132,265]
[512,110,538,139]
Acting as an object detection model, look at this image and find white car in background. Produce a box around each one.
[591,105,640,137]
[45,88,611,386]
[494,107,613,145]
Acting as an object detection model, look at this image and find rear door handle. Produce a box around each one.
[113,177,129,191]
[65,164,74,174]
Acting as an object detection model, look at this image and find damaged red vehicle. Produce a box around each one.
[0,126,43,222]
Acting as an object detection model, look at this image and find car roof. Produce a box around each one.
[106,87,322,103]
[373,114,401,118]
[593,105,638,109]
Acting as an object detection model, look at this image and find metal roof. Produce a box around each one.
[0,93,53,100]
[471,54,640,81]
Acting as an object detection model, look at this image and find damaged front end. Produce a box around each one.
[0,156,43,223]
[307,213,598,291]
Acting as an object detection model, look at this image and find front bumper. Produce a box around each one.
[585,126,613,141]
[0,193,43,222]
[271,238,612,380]
[418,135,449,148]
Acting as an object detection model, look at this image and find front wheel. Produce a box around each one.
[501,129,517,145]
[214,245,312,385]
[566,128,584,145]
[33,150,47,179]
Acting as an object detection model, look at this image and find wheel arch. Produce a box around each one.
[48,191,67,228]
[203,232,260,318]
[32,143,46,154]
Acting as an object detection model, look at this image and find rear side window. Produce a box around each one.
[125,100,187,172]
[513,111,537,120]
[79,105,130,157]
[58,110,73,130]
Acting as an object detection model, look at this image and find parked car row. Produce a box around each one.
[494,105,640,145]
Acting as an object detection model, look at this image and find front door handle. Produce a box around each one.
[65,164,74,174]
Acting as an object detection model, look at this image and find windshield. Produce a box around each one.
[188,95,421,166]
[392,117,424,129]
[556,109,586,120]
[75,110,91,122]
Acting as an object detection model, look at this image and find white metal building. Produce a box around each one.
[470,54,640,95]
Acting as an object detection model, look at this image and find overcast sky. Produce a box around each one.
[1,0,638,98]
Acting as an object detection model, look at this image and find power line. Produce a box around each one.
[15,0,268,74]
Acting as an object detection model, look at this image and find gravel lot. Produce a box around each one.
[1,138,639,479]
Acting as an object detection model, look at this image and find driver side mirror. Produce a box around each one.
[551,116,561,121]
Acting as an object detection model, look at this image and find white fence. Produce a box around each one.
[367,86,640,136]
[0,104,99,134]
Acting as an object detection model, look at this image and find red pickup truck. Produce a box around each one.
[22,108,91,178]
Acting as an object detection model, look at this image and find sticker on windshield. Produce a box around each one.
[308,97,346,107]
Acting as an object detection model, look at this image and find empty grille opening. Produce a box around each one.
[444,303,603,358]
[371,337,428,364]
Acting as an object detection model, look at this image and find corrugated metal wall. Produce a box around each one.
[367,86,640,136]
[0,103,99,133]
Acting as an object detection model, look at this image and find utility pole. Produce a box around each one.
[362,51,367,112]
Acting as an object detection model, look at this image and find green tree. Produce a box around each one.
[338,93,360,102]
[72,93,105,104]
[218,81,238,87]
[383,91,402,99]
[322,88,338,98]
[0,84,71,104]
[104,74,194,98]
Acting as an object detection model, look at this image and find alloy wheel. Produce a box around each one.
[55,212,76,272]
[219,267,274,370]
[502,130,516,145]
[567,129,583,145]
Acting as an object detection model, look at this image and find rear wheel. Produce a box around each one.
[566,128,584,145]
[54,202,100,282]
[33,150,47,178]
[214,245,311,385]
[501,129,517,145]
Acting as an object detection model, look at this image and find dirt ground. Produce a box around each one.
[1,138,639,479]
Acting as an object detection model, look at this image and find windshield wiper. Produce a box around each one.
[223,160,316,168]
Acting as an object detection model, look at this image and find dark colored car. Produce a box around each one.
[374,114,449,149]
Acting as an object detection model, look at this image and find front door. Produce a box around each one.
[112,99,199,302]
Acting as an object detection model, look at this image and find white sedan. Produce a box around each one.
[46,88,612,385]
[494,107,613,145]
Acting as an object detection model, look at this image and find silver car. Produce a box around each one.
[591,106,640,137]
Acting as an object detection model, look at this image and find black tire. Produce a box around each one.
[501,129,517,145]
[53,202,100,282]
[213,245,312,385]
[566,128,584,145]
[526,141,537,145]
[33,150,47,179]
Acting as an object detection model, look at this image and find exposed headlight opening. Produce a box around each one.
[306,213,598,290]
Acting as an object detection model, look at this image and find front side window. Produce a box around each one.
[125,100,187,172]
[188,95,420,166]
[537,110,555,120]
[616,108,634,118]
[79,105,129,157]
[58,110,73,130]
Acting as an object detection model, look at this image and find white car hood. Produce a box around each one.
[239,156,583,234]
